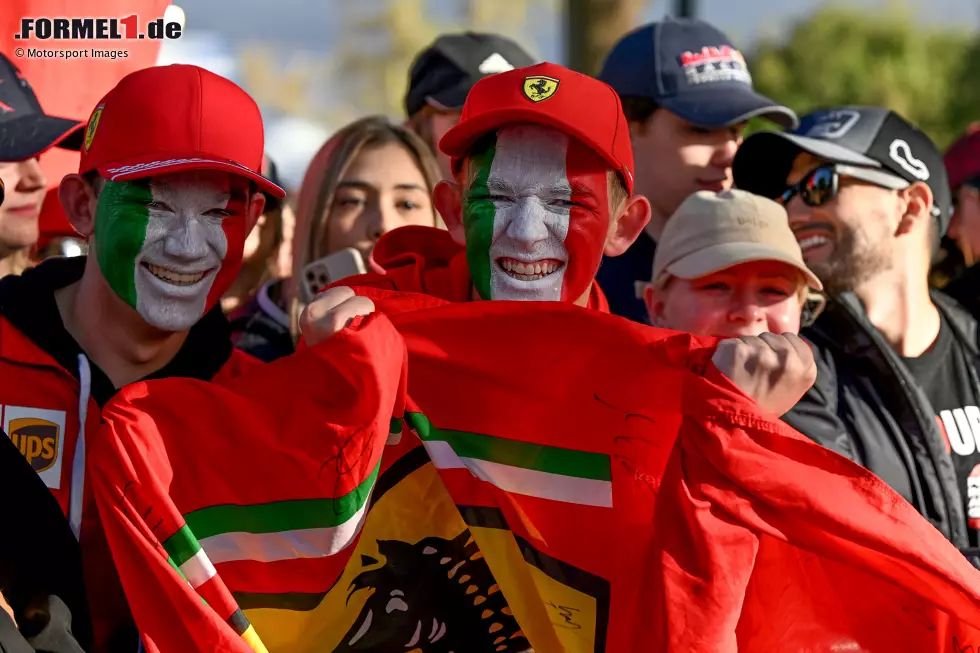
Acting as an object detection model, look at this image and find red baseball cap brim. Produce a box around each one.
[439,108,634,194]
[95,152,286,199]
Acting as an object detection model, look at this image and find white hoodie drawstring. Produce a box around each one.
[68,353,91,541]
[67,356,143,652]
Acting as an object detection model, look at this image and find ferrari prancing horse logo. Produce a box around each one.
[84,105,103,152]
[523,76,559,103]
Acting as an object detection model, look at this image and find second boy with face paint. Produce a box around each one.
[327,62,647,310]
[320,63,817,418]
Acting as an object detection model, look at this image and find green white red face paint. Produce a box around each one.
[94,172,248,331]
[462,124,611,302]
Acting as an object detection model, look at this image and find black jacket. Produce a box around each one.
[784,291,979,559]
[0,434,88,652]
[228,280,294,362]
[942,262,980,320]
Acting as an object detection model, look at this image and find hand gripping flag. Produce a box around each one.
[92,297,980,652]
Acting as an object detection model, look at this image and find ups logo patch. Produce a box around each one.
[9,417,60,472]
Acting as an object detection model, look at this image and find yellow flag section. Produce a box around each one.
[243,441,608,653]
[462,507,606,653]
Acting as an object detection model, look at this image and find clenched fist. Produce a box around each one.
[299,286,376,346]
[711,332,817,416]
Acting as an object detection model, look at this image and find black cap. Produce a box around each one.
[733,106,951,234]
[598,19,797,129]
[0,53,83,161]
[404,32,536,117]
[261,154,284,212]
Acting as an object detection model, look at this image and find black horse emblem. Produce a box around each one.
[333,530,531,652]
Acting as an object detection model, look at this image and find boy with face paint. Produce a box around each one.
[0,64,284,650]
[321,63,817,418]
[333,62,651,309]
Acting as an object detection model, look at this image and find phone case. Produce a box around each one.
[300,248,366,303]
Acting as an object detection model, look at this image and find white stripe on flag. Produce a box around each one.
[180,548,217,588]
[387,425,402,446]
[200,499,370,564]
[424,440,612,508]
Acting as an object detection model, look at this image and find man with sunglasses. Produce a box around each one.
[733,106,980,563]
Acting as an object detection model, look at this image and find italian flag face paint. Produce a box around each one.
[462,124,611,303]
[94,176,248,332]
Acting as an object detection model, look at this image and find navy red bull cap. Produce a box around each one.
[439,62,635,195]
[598,18,797,129]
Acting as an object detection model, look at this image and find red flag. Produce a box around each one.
[92,297,980,652]
[381,299,980,652]
[91,314,407,653]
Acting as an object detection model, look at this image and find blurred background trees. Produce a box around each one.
[566,0,647,75]
[748,3,976,148]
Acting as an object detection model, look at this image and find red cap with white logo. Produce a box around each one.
[78,64,285,199]
[439,62,635,195]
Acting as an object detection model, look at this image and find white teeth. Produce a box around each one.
[498,258,561,281]
[144,262,207,286]
[798,235,832,251]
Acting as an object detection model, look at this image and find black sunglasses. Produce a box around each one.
[778,164,910,208]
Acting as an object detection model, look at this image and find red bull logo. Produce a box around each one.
[9,417,59,472]
[679,45,751,86]
[679,45,746,68]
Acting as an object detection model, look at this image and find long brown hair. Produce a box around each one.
[287,115,443,338]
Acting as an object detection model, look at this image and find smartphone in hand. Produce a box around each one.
[299,247,367,303]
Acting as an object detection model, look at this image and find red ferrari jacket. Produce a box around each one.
[0,256,258,651]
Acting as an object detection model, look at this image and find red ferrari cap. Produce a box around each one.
[439,62,634,195]
[79,64,285,198]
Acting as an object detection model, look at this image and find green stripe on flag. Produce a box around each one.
[390,417,403,434]
[462,133,497,299]
[167,555,187,582]
[405,412,610,481]
[162,524,202,568]
[185,462,380,540]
